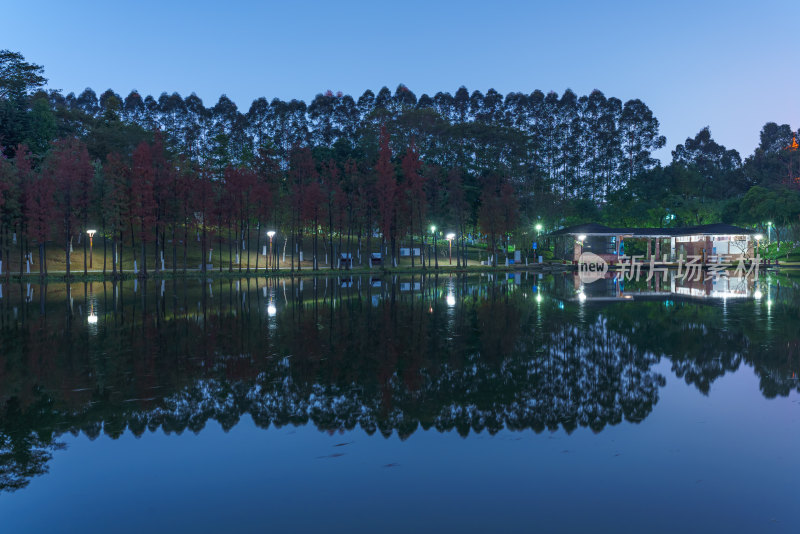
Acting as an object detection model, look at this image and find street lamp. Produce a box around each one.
[535,223,543,233]
[767,221,773,245]
[446,233,455,265]
[267,231,276,269]
[86,229,96,269]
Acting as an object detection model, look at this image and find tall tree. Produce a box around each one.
[375,125,396,267]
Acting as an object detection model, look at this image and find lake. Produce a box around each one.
[0,272,798,533]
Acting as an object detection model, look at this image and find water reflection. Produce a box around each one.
[0,271,799,493]
[558,271,763,302]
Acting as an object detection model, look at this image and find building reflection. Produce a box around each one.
[560,271,760,302]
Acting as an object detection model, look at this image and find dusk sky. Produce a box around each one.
[6,0,799,161]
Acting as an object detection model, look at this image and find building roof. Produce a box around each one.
[548,223,757,238]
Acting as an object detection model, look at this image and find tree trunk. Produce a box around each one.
[141,240,147,277]
[38,243,45,277]
[183,218,188,273]
[83,225,87,276]
[313,215,319,271]
[102,225,107,276]
[111,234,117,278]
[65,221,71,279]
[255,220,260,274]
[201,223,207,275]
[228,224,233,272]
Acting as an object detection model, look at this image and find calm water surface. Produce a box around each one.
[0,272,798,533]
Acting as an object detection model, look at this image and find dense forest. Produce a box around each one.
[1,50,799,277]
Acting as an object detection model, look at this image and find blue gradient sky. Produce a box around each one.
[6,0,799,161]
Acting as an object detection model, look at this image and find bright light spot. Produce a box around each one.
[578,292,587,302]
[86,229,97,237]
[430,225,436,233]
[535,294,543,303]
[446,294,456,307]
[87,314,98,324]
[535,224,543,231]
[755,234,763,240]
[446,233,455,240]
[578,234,586,242]
[754,290,763,299]
[267,304,277,316]
[267,231,276,238]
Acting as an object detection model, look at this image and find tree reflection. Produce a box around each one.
[0,274,798,492]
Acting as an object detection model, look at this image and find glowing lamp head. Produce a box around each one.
[754,234,763,241]
[446,233,455,240]
[535,224,543,231]
[430,225,436,233]
[753,290,763,300]
[577,234,587,242]
[86,229,97,237]
[267,231,276,239]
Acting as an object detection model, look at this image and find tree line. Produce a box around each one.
[1,49,799,277]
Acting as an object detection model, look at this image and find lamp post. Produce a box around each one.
[767,221,773,246]
[86,229,96,269]
[267,231,276,270]
[446,233,455,265]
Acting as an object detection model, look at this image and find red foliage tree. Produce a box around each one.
[289,146,317,270]
[374,125,396,266]
[131,141,157,275]
[402,138,424,267]
[22,164,54,277]
[447,167,468,267]
[479,176,504,267]
[478,176,518,267]
[193,165,215,273]
[103,152,131,276]
[46,137,93,278]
